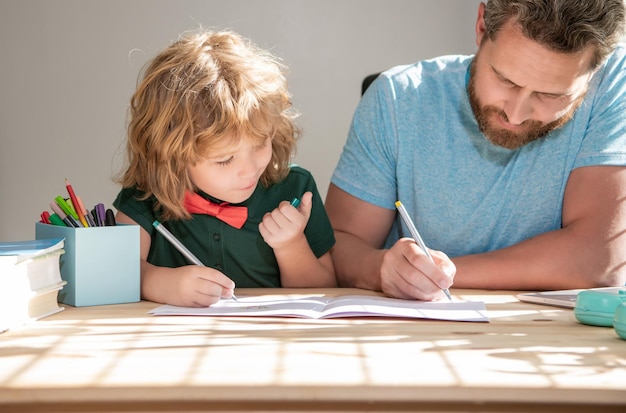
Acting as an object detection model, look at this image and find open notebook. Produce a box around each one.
[517,287,624,308]
[150,294,489,322]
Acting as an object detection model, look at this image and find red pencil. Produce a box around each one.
[65,178,88,227]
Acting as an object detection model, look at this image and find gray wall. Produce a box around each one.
[0,0,481,241]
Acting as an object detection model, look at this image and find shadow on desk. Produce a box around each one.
[1,288,624,412]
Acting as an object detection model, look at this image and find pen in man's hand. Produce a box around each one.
[152,220,239,301]
[395,201,453,302]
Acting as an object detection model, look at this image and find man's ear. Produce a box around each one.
[475,2,487,47]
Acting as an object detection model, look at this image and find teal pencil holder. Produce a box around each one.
[35,222,140,307]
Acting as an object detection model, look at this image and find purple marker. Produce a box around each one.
[95,203,106,227]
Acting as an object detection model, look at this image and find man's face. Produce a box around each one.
[469,19,595,149]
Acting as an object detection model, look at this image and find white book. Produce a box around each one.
[0,281,67,332]
[0,238,66,332]
[150,294,489,322]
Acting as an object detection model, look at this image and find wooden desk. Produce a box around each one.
[1,288,625,412]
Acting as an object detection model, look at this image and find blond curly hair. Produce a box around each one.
[116,29,299,220]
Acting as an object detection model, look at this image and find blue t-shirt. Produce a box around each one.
[331,46,626,257]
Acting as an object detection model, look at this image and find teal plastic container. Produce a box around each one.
[574,289,624,327]
[614,302,626,339]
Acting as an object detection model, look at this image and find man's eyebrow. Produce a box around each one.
[491,65,570,97]
[491,66,518,86]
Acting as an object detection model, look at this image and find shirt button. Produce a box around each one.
[213,233,221,241]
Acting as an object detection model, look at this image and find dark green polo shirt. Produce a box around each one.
[113,166,335,287]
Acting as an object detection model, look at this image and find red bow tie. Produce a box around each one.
[184,191,248,229]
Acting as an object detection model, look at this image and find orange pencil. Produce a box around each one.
[65,178,88,227]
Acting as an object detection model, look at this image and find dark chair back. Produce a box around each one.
[361,73,380,96]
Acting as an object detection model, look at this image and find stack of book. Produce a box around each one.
[0,238,66,332]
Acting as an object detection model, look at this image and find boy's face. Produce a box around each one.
[188,133,273,204]
[469,16,595,149]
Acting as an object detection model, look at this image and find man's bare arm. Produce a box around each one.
[452,165,626,289]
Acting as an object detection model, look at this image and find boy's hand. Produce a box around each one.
[259,191,313,250]
[165,265,236,307]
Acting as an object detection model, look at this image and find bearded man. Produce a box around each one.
[326,0,626,299]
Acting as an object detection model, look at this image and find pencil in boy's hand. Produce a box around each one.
[152,220,238,301]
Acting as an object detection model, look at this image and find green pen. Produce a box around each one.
[49,213,68,227]
[290,197,301,208]
[54,195,80,221]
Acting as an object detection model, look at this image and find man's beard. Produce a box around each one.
[467,66,584,150]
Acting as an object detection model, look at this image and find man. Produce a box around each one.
[325,0,626,300]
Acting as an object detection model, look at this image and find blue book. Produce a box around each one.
[0,238,64,261]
